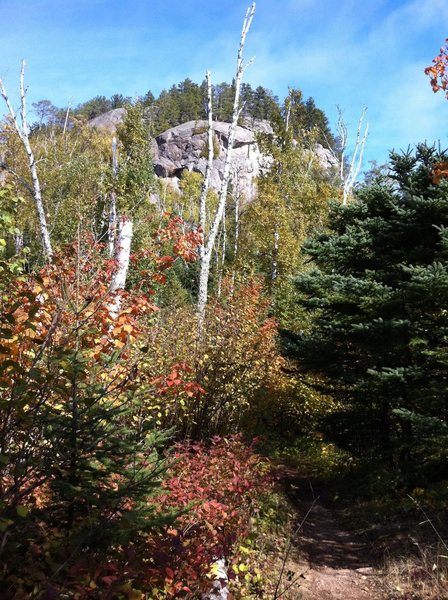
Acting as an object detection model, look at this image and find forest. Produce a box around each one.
[0,5,448,599]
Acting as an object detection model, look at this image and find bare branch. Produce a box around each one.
[0,161,34,196]
[199,70,213,249]
[197,3,256,324]
[0,61,53,258]
[343,107,368,204]
[62,100,71,136]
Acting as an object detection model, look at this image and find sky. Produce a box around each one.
[1,0,448,169]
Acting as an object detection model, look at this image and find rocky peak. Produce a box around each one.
[153,120,270,202]
[87,108,127,134]
[88,109,337,203]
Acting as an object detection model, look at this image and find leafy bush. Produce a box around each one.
[137,280,283,438]
[82,435,274,599]
[0,218,201,597]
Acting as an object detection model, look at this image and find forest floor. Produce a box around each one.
[282,470,385,599]
[265,440,448,600]
[276,469,386,600]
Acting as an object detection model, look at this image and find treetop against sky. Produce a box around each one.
[0,0,447,166]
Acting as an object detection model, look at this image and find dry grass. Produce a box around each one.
[381,540,448,599]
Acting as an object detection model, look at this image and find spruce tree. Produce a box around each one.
[294,145,448,479]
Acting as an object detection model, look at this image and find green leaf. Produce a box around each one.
[16,505,29,517]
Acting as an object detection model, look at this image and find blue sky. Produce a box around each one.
[1,0,448,168]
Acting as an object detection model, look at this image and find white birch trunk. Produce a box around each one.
[271,224,279,282]
[230,173,240,293]
[330,106,369,206]
[285,87,292,134]
[197,2,255,324]
[199,71,214,247]
[336,106,347,184]
[0,61,53,260]
[234,185,240,260]
[108,136,118,257]
[217,202,226,298]
[109,217,133,319]
[342,107,369,205]
[62,101,71,136]
[14,232,24,254]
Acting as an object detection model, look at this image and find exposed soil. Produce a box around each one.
[282,474,385,599]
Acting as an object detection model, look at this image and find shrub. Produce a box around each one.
[137,279,283,438]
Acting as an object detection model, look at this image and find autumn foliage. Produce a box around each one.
[0,220,205,597]
[0,213,282,598]
[425,38,448,98]
[139,279,283,438]
[116,436,273,599]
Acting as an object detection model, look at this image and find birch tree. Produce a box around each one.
[0,61,53,259]
[108,103,154,317]
[197,2,256,324]
[333,106,369,205]
[108,136,118,257]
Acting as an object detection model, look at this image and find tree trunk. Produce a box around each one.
[331,106,369,206]
[217,203,226,298]
[271,224,279,282]
[197,3,255,324]
[108,136,118,257]
[0,61,53,260]
[109,217,133,319]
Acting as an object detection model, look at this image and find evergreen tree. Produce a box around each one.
[75,95,112,120]
[213,81,235,122]
[293,145,448,479]
[283,88,335,148]
[110,93,131,109]
[176,78,204,123]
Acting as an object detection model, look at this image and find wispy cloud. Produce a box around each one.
[0,0,447,167]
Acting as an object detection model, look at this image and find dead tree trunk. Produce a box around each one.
[331,106,369,205]
[197,2,255,325]
[0,61,53,259]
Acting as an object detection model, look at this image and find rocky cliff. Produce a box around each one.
[153,119,273,202]
[89,110,337,203]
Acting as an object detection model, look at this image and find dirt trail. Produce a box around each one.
[285,477,384,600]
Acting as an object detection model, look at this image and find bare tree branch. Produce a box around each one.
[0,60,53,259]
[197,2,256,324]
[327,106,369,205]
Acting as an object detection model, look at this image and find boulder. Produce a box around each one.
[153,120,270,203]
[88,110,337,202]
[314,143,339,171]
[87,108,127,134]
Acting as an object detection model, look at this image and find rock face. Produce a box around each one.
[87,108,127,134]
[89,109,337,203]
[153,120,272,202]
[314,143,339,171]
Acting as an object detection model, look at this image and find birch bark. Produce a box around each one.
[328,106,369,205]
[342,107,369,205]
[109,217,133,319]
[197,2,255,324]
[108,136,118,257]
[0,61,53,259]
